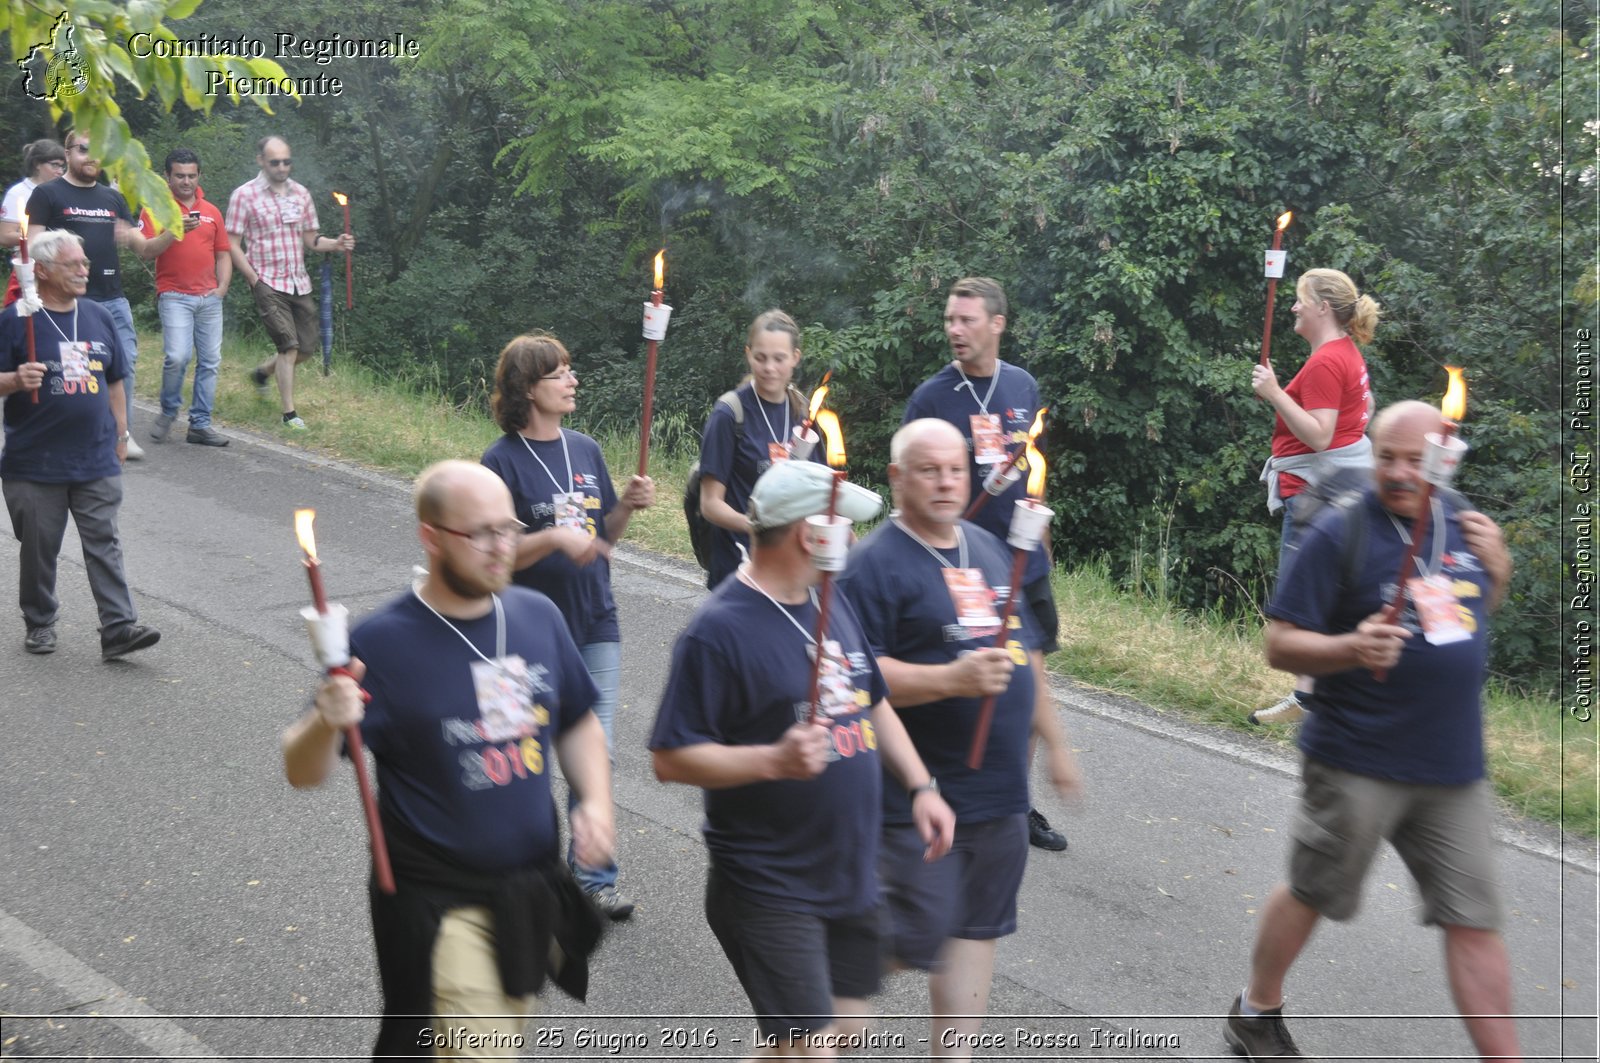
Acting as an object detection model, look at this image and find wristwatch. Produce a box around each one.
[908,778,939,800]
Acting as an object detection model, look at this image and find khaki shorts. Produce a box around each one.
[251,281,317,358]
[1288,756,1503,929]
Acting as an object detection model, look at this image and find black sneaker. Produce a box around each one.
[24,626,56,654]
[250,367,271,396]
[1224,994,1315,1060]
[101,623,160,661]
[185,426,230,447]
[1028,808,1068,851]
[589,885,635,921]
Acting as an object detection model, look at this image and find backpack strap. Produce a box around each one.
[717,389,744,426]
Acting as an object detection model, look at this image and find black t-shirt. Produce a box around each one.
[27,179,132,301]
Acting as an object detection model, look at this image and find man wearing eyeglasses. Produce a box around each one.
[283,460,613,1058]
[225,136,354,431]
[25,131,163,460]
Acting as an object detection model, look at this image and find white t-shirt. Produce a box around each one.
[1,178,36,225]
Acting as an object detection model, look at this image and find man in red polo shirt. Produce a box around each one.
[137,149,231,447]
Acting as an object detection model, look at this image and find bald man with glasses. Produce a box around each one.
[225,135,353,431]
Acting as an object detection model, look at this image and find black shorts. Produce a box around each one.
[1023,575,1060,654]
[879,813,1029,970]
[704,864,882,1038]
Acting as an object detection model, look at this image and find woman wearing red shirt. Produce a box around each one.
[1250,268,1379,724]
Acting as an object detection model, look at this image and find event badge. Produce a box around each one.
[942,568,1000,631]
[805,638,858,721]
[552,490,587,533]
[470,655,540,741]
[59,340,90,383]
[1406,574,1471,646]
[768,441,790,464]
[970,413,1006,465]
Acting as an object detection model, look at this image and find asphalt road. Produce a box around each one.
[2,413,1595,1062]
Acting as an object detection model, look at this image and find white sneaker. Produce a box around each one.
[281,415,308,431]
[124,436,146,460]
[1249,692,1306,726]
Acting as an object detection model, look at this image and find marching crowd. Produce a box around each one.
[2,132,1521,1063]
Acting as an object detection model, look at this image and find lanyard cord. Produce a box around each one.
[954,362,1001,415]
[520,429,574,494]
[891,516,968,570]
[737,564,819,646]
[410,585,507,665]
[40,304,78,346]
[1386,496,1448,579]
[753,390,790,446]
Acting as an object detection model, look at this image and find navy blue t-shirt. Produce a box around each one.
[481,429,620,646]
[0,299,127,483]
[26,179,133,301]
[650,578,889,917]
[903,362,1048,584]
[698,384,825,589]
[1270,490,1493,785]
[839,520,1039,824]
[349,587,599,873]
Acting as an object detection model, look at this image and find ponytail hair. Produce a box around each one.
[746,308,801,351]
[1297,268,1381,345]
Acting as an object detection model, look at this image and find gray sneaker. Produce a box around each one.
[588,885,635,921]
[150,413,175,443]
[24,625,56,654]
[101,623,160,661]
[186,426,230,447]
[1224,995,1314,1060]
[1249,692,1306,727]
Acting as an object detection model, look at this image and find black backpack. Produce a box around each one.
[683,385,808,571]
[1283,465,1467,592]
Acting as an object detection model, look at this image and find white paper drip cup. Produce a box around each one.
[301,602,351,669]
[790,426,819,462]
[641,302,674,340]
[982,462,1022,496]
[1422,431,1468,487]
[1263,249,1287,279]
[1007,499,1054,551]
[805,514,852,572]
[11,258,35,291]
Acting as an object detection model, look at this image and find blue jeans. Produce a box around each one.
[568,640,620,891]
[157,292,224,428]
[94,296,138,430]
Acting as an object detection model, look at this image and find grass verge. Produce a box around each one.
[138,334,1594,837]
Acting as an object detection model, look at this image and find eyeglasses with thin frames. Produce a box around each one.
[541,368,577,382]
[427,522,527,552]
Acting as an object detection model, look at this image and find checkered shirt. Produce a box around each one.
[225,174,319,295]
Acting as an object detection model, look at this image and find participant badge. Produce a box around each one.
[471,655,539,741]
[768,441,791,464]
[942,568,1000,630]
[60,341,90,382]
[970,413,1007,465]
[1406,574,1471,646]
[552,490,587,532]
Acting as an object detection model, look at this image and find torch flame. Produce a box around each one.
[1276,211,1293,231]
[17,214,27,240]
[807,382,830,421]
[331,191,348,206]
[294,508,319,561]
[815,409,847,468]
[1026,406,1047,443]
[653,250,665,291]
[1024,441,1047,499]
[1441,366,1466,424]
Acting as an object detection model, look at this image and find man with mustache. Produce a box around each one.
[1224,401,1520,1062]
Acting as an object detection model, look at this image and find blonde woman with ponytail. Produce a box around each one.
[1250,268,1379,725]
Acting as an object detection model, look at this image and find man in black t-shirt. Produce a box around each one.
[26,130,161,456]
[840,418,1079,1056]
[652,459,955,1056]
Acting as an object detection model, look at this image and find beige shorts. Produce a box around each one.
[1288,756,1503,929]
[251,281,317,358]
[428,906,539,1060]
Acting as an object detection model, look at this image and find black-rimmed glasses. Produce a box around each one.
[427,521,528,552]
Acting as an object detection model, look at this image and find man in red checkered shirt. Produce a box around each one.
[225,136,353,431]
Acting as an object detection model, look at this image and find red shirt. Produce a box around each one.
[1271,335,1372,497]
[139,189,230,295]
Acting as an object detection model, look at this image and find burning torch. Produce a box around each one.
[965,407,1048,521]
[14,214,38,403]
[791,371,833,462]
[968,437,1053,768]
[294,509,395,894]
[804,404,851,724]
[638,250,672,476]
[1260,211,1293,368]
[331,192,352,310]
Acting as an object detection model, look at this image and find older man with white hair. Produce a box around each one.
[0,228,158,659]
